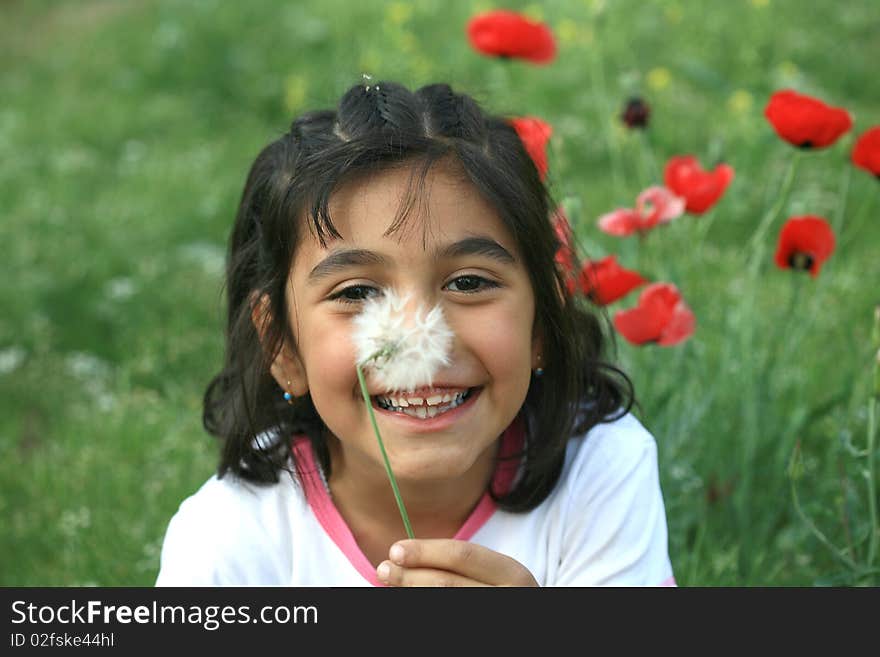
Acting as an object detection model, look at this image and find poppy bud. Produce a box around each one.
[621,97,651,129]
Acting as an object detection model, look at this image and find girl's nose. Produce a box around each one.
[395,282,440,313]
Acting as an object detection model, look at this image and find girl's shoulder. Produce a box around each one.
[155,469,301,585]
[559,410,660,496]
[168,469,295,523]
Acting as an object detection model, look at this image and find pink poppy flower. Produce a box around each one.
[597,186,685,236]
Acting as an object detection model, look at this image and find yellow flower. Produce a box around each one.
[283,75,308,113]
[728,89,754,115]
[647,67,672,92]
[385,2,413,26]
[557,18,579,47]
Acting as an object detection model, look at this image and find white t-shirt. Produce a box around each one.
[155,412,675,586]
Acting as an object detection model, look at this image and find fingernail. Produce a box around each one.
[377,562,391,581]
[389,544,405,564]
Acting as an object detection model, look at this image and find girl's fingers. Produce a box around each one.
[383,539,538,587]
[377,561,490,587]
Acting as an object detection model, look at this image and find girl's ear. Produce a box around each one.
[530,326,544,371]
[250,293,309,397]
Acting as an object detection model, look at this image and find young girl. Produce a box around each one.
[156,80,675,587]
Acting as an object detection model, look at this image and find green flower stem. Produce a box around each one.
[790,472,858,572]
[638,129,659,185]
[356,364,415,539]
[589,39,624,199]
[746,150,802,277]
[831,163,852,234]
[839,191,876,251]
[867,350,879,567]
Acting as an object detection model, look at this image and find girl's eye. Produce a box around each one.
[328,285,381,305]
[329,275,498,305]
[445,275,499,293]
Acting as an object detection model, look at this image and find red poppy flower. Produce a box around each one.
[613,283,695,346]
[764,89,853,149]
[852,126,880,179]
[663,155,735,214]
[510,116,553,180]
[550,209,578,296]
[579,256,647,305]
[466,10,556,64]
[774,215,835,277]
[597,186,685,236]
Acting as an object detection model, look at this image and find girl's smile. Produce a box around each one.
[371,385,482,432]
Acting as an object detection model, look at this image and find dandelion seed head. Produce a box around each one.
[352,289,454,393]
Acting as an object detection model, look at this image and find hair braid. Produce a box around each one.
[335,81,422,139]
[417,83,486,142]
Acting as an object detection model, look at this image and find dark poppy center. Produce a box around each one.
[798,141,814,149]
[788,251,814,271]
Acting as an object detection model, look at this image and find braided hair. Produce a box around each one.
[203,80,634,511]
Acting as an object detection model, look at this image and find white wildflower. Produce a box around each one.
[0,346,26,375]
[351,288,454,393]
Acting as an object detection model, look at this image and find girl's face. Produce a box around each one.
[284,163,541,483]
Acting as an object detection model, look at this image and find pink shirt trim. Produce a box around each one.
[659,576,677,587]
[291,415,525,587]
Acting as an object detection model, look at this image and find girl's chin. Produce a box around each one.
[379,442,494,484]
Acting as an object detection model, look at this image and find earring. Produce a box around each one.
[283,381,295,404]
[534,356,544,377]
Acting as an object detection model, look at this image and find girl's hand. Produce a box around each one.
[376,539,538,587]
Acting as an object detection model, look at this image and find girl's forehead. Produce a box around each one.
[319,165,516,248]
[291,168,525,281]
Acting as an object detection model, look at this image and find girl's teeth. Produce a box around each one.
[376,390,473,418]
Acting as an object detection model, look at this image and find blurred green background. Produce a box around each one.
[2,0,878,586]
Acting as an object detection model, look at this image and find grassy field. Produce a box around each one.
[2,0,878,586]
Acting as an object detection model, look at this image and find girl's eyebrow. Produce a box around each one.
[306,236,517,285]
[307,249,389,285]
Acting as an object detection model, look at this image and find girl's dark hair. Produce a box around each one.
[204,80,634,511]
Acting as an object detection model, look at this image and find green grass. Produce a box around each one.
[2,0,878,586]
